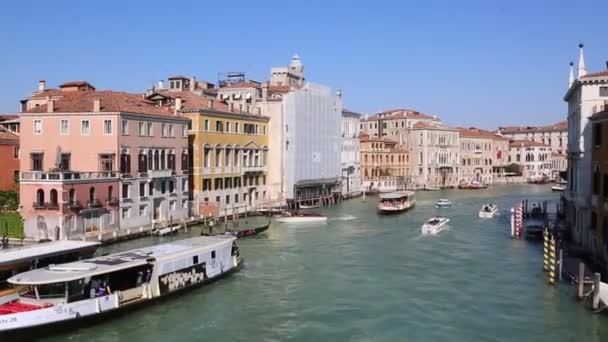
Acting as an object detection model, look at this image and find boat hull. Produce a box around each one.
[478,211,498,218]
[0,260,242,338]
[421,222,449,235]
[275,217,327,223]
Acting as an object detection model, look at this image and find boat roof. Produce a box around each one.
[0,240,100,267]
[8,236,235,285]
[379,191,415,199]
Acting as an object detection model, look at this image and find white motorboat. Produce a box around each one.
[0,236,241,336]
[478,204,499,218]
[377,191,416,214]
[551,185,566,192]
[423,185,441,191]
[299,204,320,210]
[435,199,452,208]
[421,217,450,235]
[152,223,183,236]
[274,211,328,223]
[0,241,99,306]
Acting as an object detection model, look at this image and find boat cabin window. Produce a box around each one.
[37,282,66,299]
[211,251,216,259]
[193,255,199,264]
[67,279,86,302]
[85,265,154,298]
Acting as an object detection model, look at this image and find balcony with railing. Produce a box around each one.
[21,171,118,182]
[63,200,83,212]
[147,169,173,178]
[87,199,103,208]
[242,165,266,173]
[107,197,120,206]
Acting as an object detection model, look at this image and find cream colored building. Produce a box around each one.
[508,140,552,179]
[498,120,567,155]
[458,128,499,185]
[409,121,460,188]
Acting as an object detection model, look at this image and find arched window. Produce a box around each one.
[154,150,160,170]
[148,150,153,170]
[89,187,96,203]
[69,188,76,204]
[108,186,113,200]
[160,150,166,170]
[50,189,58,206]
[36,189,44,207]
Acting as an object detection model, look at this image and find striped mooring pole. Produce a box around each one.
[543,228,549,272]
[548,233,558,285]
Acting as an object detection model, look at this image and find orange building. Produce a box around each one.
[590,109,608,266]
[0,126,19,191]
[360,132,409,192]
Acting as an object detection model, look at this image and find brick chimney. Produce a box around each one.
[175,97,182,115]
[38,80,46,92]
[189,76,196,92]
[47,96,54,112]
[229,103,234,112]
[93,98,101,112]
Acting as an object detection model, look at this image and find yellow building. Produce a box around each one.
[149,90,269,216]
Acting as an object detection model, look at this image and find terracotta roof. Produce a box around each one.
[457,127,509,140]
[580,71,608,79]
[25,90,181,118]
[412,121,455,131]
[499,120,567,134]
[363,108,438,122]
[166,91,231,112]
[59,81,95,89]
[509,139,550,148]
[222,81,261,89]
[28,89,63,99]
[0,115,19,121]
[267,85,291,93]
[0,127,18,143]
[359,133,398,144]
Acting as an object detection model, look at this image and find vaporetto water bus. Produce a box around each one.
[377,191,416,214]
[0,236,240,336]
[0,241,100,306]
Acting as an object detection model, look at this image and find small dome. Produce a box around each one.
[290,54,302,68]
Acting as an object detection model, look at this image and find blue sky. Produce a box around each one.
[1,0,607,129]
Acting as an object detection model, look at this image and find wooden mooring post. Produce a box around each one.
[577,262,585,300]
[592,273,602,310]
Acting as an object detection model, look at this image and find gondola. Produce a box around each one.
[225,223,270,238]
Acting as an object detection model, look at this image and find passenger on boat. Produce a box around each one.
[136,272,144,287]
[145,269,152,283]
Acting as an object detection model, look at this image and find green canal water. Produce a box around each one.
[43,184,608,342]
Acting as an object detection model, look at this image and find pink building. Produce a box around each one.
[19,81,190,241]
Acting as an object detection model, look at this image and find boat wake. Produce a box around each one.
[331,215,357,221]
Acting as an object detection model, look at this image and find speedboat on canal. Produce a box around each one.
[274,211,327,223]
[377,191,416,214]
[478,204,499,218]
[0,241,99,306]
[421,217,450,235]
[435,199,452,208]
[551,184,566,192]
[0,236,241,335]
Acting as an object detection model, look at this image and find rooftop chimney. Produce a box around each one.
[47,96,54,113]
[158,80,164,89]
[208,99,214,109]
[93,98,101,112]
[175,97,182,115]
[229,103,234,112]
[189,76,196,92]
[38,80,46,92]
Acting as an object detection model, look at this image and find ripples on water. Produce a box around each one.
[43,185,608,342]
